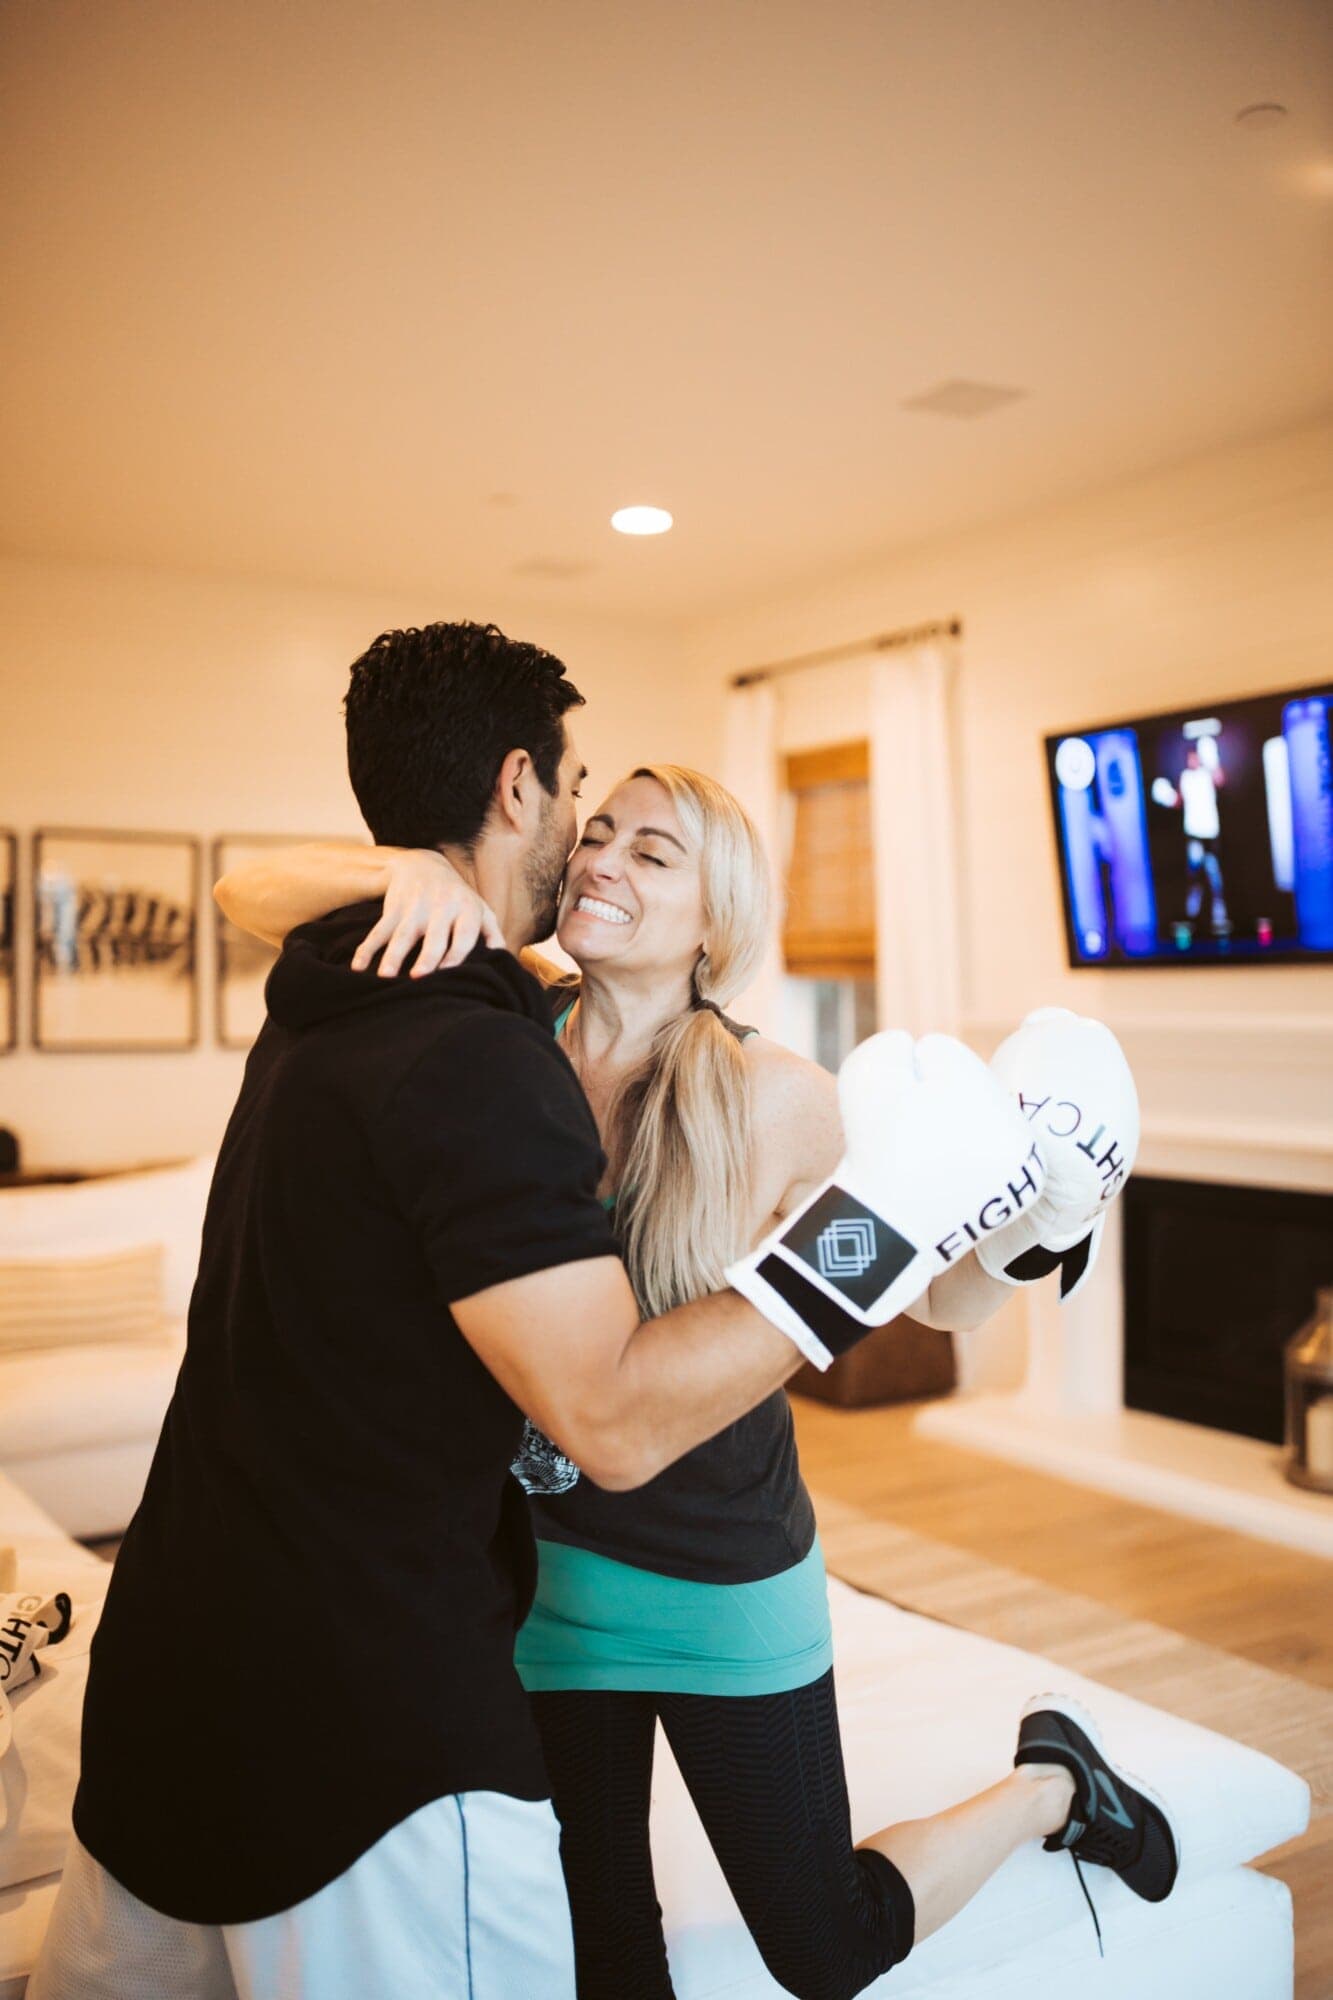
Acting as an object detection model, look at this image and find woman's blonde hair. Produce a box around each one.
[605,765,771,1316]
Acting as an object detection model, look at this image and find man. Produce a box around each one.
[32,621,1061,1999]
[1152,732,1231,937]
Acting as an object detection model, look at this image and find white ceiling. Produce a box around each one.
[2,0,1330,622]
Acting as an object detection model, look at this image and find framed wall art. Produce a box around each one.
[34,829,199,1051]
[213,835,335,1050]
[0,832,15,1052]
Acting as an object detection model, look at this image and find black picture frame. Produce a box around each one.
[0,831,15,1053]
[33,828,200,1052]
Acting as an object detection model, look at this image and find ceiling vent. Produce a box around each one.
[901,379,1026,419]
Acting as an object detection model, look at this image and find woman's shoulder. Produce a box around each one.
[739,1037,843,1223]
[742,1036,840,1145]
[742,1032,833,1089]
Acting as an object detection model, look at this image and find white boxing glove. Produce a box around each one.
[726,1030,1047,1370]
[976,1007,1138,1301]
[0,1589,72,1758]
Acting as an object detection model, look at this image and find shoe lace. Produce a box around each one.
[1072,1816,1136,1869]
[1070,1853,1104,1959]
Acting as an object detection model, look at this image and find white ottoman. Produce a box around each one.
[654,1579,1310,1999]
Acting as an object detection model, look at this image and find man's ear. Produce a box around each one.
[494,747,535,835]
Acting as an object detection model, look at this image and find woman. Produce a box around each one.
[218,766,1172,1998]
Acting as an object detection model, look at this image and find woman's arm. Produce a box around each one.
[214,841,503,972]
[215,842,396,947]
[743,1037,1011,1335]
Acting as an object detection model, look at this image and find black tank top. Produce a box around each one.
[516,980,817,1585]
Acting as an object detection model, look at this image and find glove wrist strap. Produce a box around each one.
[1000,1229,1095,1298]
[751,1253,882,1371]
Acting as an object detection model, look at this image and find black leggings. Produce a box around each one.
[530,1670,915,2000]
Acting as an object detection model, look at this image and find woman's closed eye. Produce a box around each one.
[576,834,669,866]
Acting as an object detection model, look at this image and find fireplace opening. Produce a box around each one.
[1123,1176,1333,1445]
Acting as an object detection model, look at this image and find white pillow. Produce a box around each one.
[0,1244,168,1353]
[0,1155,214,1320]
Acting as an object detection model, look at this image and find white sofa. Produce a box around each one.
[0,1159,213,1537]
[0,1462,1309,1999]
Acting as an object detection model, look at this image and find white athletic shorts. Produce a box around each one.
[27,1792,575,2000]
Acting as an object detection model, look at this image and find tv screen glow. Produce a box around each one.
[1046,685,1333,966]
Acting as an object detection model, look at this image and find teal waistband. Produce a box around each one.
[514,1536,834,1697]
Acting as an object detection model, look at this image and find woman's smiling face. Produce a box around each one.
[557,774,706,981]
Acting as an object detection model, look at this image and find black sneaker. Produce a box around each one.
[1015,1696,1180,1907]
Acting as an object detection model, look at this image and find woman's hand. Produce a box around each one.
[351,850,505,977]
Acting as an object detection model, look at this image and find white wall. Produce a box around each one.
[0,555,710,1167]
[4,418,1329,1396]
[692,415,1333,1386]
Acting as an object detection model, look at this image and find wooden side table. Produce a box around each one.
[789,1316,956,1409]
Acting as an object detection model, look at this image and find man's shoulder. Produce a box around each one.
[373,994,578,1134]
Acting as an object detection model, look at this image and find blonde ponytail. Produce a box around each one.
[604,766,771,1316]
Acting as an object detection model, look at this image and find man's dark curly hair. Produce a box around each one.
[344,621,585,850]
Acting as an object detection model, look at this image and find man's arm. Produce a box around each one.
[377,1013,800,1489]
[452,1261,803,1491]
[453,1034,1015,1489]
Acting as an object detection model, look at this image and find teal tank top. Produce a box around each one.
[512,987,833,1697]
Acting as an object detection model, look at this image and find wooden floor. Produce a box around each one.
[791,1395,1333,1998]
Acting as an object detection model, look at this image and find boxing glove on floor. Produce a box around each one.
[976,1007,1139,1302]
[726,1030,1048,1370]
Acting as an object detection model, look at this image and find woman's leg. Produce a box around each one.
[860,1764,1073,1943]
[660,1670,1074,2000]
[529,1688,677,2000]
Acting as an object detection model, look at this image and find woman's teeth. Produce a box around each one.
[575,895,632,925]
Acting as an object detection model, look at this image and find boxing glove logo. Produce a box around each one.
[782,1187,918,1310]
[814,1217,878,1282]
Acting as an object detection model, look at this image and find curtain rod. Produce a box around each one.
[730,618,962,689]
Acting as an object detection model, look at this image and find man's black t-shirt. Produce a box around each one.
[73,906,618,1924]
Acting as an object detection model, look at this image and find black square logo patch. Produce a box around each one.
[779,1185,918,1312]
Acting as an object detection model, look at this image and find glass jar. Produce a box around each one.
[1284,1287,1333,1495]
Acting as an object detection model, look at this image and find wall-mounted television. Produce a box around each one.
[1046,684,1332,967]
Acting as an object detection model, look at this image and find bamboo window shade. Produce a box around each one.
[781,741,875,977]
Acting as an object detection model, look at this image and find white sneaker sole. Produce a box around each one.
[1020,1691,1183,1895]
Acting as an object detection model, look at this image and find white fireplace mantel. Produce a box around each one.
[916,1060,1333,1558]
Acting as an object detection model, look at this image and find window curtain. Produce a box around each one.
[721,680,786,1034]
[868,640,964,1036]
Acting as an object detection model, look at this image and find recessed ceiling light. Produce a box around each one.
[900,379,1025,420]
[1235,103,1289,130]
[611,505,673,536]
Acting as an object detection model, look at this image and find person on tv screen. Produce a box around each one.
[1151,731,1230,939]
